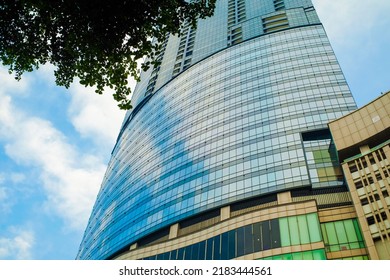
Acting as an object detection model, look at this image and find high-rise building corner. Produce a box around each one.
[76,0,385,260]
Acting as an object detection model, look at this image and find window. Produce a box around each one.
[321,219,365,252]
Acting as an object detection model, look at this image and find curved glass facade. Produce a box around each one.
[77,0,357,260]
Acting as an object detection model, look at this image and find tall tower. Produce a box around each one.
[77,0,368,260]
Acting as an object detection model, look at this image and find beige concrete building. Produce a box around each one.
[329,91,390,259]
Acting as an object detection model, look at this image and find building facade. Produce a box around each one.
[77,0,367,260]
[329,91,390,259]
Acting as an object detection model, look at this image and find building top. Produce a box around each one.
[329,91,390,161]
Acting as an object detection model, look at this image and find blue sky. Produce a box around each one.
[0,0,389,260]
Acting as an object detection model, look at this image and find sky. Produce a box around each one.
[0,0,389,260]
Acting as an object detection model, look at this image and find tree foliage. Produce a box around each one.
[0,0,216,109]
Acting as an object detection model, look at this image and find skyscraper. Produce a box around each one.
[77,0,367,260]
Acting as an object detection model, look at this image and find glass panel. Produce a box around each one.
[282,253,293,260]
[297,215,310,244]
[191,243,199,259]
[170,249,177,260]
[288,216,300,245]
[307,213,322,242]
[206,238,213,260]
[221,232,229,259]
[177,247,184,260]
[321,224,328,245]
[353,219,365,248]
[312,249,327,260]
[302,251,313,260]
[228,230,236,259]
[344,219,359,249]
[244,225,254,254]
[262,221,272,251]
[270,219,281,249]
[236,227,245,256]
[213,235,221,260]
[184,245,192,260]
[353,219,364,241]
[292,251,303,260]
[279,217,291,247]
[253,223,262,252]
[198,241,206,260]
[324,222,339,252]
[334,221,348,248]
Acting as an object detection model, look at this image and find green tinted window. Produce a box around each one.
[302,251,314,260]
[292,252,303,260]
[279,217,291,246]
[353,219,364,241]
[307,213,322,242]
[321,219,365,252]
[298,215,310,244]
[344,219,358,242]
[334,221,348,244]
[288,216,300,245]
[312,249,326,260]
[258,249,327,260]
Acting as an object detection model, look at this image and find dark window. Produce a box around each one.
[244,224,254,255]
[170,249,177,260]
[379,149,387,160]
[368,154,376,165]
[191,243,199,260]
[236,227,245,257]
[262,221,272,251]
[198,241,206,260]
[366,216,375,225]
[270,219,281,248]
[221,232,229,259]
[228,230,236,259]
[213,235,221,260]
[162,252,170,260]
[361,158,367,168]
[184,245,192,260]
[177,248,184,260]
[206,238,213,260]
[253,222,262,252]
[355,180,363,189]
[349,162,358,173]
[361,198,369,206]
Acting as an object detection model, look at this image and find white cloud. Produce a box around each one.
[67,84,126,150]
[0,60,133,234]
[0,68,30,97]
[0,228,35,260]
[0,70,116,230]
[0,172,28,214]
